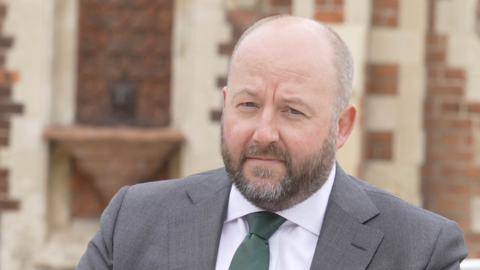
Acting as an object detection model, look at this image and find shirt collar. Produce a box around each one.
[225,163,336,236]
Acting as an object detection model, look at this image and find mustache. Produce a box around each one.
[240,144,291,165]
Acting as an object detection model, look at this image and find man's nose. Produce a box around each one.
[252,109,279,145]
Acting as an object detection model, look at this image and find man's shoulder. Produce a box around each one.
[121,167,229,205]
[132,167,227,189]
[340,174,468,267]
[347,174,452,228]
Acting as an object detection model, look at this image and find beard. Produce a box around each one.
[221,123,337,212]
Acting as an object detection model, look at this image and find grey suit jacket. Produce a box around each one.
[77,165,468,270]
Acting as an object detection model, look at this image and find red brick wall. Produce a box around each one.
[76,0,173,127]
[365,64,399,95]
[362,63,399,169]
[361,0,400,176]
[315,0,344,23]
[366,131,393,160]
[0,4,21,212]
[73,0,173,217]
[423,0,480,258]
[371,0,399,27]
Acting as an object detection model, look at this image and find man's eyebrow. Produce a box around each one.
[282,97,310,107]
[232,88,258,100]
[282,97,314,115]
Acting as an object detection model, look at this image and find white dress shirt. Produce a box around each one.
[215,164,336,270]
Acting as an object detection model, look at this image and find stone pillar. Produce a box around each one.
[0,0,55,269]
[293,0,372,178]
[330,0,371,177]
[0,0,80,268]
[172,0,234,176]
[364,0,427,206]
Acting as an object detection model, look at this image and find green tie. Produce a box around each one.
[229,211,286,270]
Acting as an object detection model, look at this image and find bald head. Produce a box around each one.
[227,15,354,116]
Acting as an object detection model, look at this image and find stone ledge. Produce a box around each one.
[44,125,185,202]
[44,125,185,142]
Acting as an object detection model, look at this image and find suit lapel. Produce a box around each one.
[310,165,384,270]
[168,169,232,270]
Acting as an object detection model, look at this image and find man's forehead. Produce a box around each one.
[229,19,336,88]
[235,18,330,56]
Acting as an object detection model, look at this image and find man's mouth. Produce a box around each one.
[246,156,284,164]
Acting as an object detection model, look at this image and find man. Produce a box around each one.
[77,15,468,270]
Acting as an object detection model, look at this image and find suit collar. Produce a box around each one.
[185,168,232,204]
[310,163,384,270]
[329,164,379,224]
[169,168,232,270]
[167,165,384,270]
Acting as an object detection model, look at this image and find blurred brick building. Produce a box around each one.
[0,0,479,269]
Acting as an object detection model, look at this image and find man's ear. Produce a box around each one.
[336,104,357,150]
[222,87,227,108]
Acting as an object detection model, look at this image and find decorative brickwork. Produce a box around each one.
[366,131,393,160]
[362,63,397,177]
[371,0,399,27]
[0,5,20,265]
[315,0,344,23]
[77,0,173,127]
[423,0,480,258]
[365,64,398,94]
[0,4,21,212]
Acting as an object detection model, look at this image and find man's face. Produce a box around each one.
[221,24,339,211]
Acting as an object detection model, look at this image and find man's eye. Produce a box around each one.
[289,108,301,115]
[244,102,255,107]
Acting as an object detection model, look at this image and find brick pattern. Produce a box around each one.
[315,0,344,23]
[371,0,399,27]
[212,0,293,121]
[73,0,173,217]
[365,64,398,94]
[76,0,173,127]
[423,0,480,258]
[362,63,397,171]
[365,131,393,160]
[0,4,21,212]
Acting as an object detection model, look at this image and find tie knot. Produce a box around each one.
[247,212,286,240]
